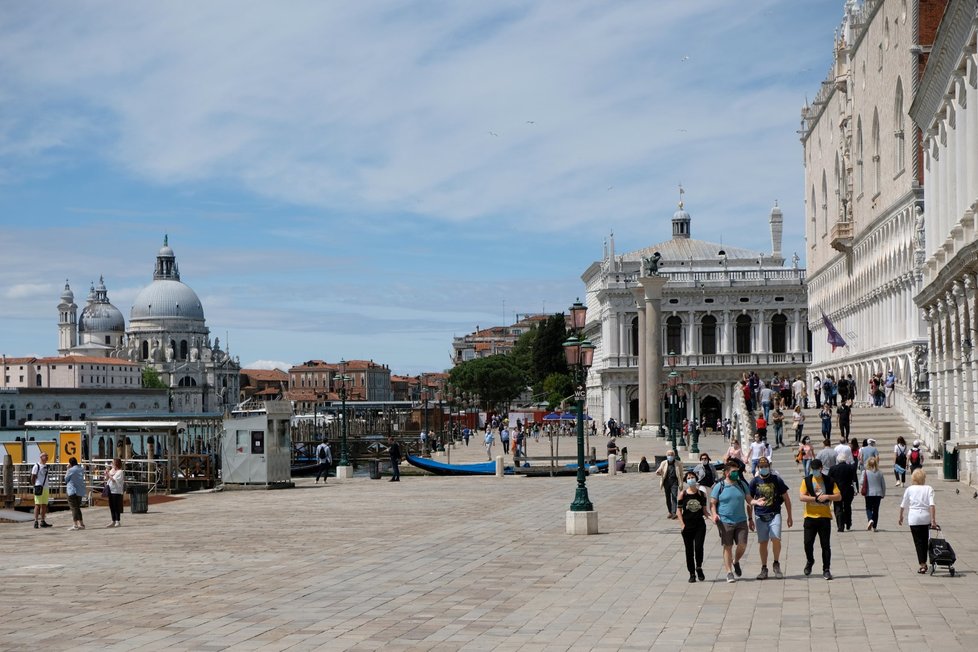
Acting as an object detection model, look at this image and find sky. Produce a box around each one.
[0,0,843,376]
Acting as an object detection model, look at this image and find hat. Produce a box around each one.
[867,438,876,445]
[913,440,921,447]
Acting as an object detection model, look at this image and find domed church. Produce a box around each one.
[58,236,240,415]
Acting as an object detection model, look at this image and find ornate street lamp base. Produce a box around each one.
[566,509,599,535]
[569,486,593,512]
[334,465,353,479]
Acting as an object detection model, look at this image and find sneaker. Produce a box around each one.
[803,562,813,576]
[34,521,39,529]
[106,523,115,528]
[77,524,86,530]
[823,570,833,581]
[726,572,736,583]
[688,574,697,583]
[733,562,742,577]
[113,522,121,528]
[67,526,78,531]
[40,521,52,528]
[756,567,768,580]
[772,561,783,579]
[696,567,705,581]
[867,521,874,531]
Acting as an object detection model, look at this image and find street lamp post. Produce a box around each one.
[563,299,598,535]
[335,360,353,478]
[690,368,700,454]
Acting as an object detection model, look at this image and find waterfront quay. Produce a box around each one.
[1,437,976,651]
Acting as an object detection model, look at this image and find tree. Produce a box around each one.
[541,372,574,410]
[531,313,569,391]
[448,355,526,412]
[141,366,167,389]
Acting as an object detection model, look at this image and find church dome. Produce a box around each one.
[78,276,125,333]
[59,280,74,305]
[130,280,205,321]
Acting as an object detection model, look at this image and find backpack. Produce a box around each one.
[909,448,922,466]
[804,473,836,500]
[318,445,328,461]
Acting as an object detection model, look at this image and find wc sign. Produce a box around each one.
[60,432,82,462]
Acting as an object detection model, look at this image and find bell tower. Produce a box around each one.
[58,280,77,355]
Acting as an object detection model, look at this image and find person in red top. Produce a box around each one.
[755,415,768,442]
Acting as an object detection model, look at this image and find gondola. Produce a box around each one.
[406,455,513,476]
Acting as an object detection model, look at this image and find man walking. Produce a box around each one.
[711,460,755,583]
[655,449,683,519]
[799,458,841,580]
[387,435,402,482]
[31,452,52,529]
[816,439,837,472]
[315,441,332,483]
[749,457,793,579]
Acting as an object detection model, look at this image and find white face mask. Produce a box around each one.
[666,455,675,462]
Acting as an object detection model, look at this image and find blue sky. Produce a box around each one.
[0,0,842,375]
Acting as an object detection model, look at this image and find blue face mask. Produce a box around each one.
[666,455,675,462]
[686,478,697,488]
[759,467,770,477]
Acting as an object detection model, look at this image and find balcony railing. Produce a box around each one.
[598,352,811,371]
[830,221,854,252]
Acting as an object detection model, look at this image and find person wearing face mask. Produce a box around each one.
[677,470,713,583]
[694,453,716,489]
[748,457,793,579]
[799,458,841,580]
[710,460,754,583]
[655,449,683,519]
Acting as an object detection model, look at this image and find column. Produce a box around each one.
[955,81,968,222]
[756,309,768,355]
[631,287,647,426]
[639,276,669,427]
[949,288,964,439]
[687,310,697,357]
[968,60,978,210]
[721,310,732,355]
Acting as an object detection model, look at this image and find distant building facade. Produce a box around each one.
[239,368,289,404]
[452,315,548,364]
[287,359,392,413]
[0,387,168,427]
[1,356,141,390]
[582,195,810,429]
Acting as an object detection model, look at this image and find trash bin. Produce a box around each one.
[942,446,959,481]
[368,459,381,480]
[128,485,149,514]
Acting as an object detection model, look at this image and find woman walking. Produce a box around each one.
[792,406,805,444]
[897,469,937,574]
[104,458,125,528]
[862,456,885,531]
[677,469,712,583]
[796,435,815,477]
[893,436,908,486]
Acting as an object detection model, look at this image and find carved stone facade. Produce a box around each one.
[800,0,945,438]
[909,0,978,482]
[581,198,810,431]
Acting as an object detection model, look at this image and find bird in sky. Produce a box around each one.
[681,55,690,62]
[488,130,499,137]
[607,185,614,191]
[526,121,535,125]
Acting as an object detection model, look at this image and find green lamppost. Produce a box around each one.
[563,299,596,514]
[690,367,700,454]
[336,360,352,468]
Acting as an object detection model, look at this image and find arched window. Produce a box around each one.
[180,340,188,360]
[834,154,841,220]
[736,315,752,354]
[810,186,817,242]
[701,315,717,355]
[129,402,136,409]
[666,316,683,355]
[178,376,198,387]
[104,402,112,409]
[142,340,149,359]
[771,314,788,354]
[79,402,87,409]
[630,316,639,356]
[35,374,42,386]
[872,108,881,194]
[856,117,864,195]
[894,79,905,172]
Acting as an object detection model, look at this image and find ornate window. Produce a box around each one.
[872,109,881,195]
[701,315,717,355]
[771,314,788,354]
[736,315,752,354]
[894,79,905,172]
[821,172,828,234]
[666,316,683,355]
[856,117,864,196]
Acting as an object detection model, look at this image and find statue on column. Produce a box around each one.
[643,252,662,276]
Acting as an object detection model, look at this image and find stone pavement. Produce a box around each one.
[1,434,976,651]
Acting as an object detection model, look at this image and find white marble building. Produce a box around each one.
[581,196,810,430]
[800,0,945,440]
[909,0,978,482]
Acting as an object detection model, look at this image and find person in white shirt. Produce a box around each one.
[898,469,937,574]
[833,439,854,465]
[484,429,494,459]
[315,441,332,483]
[31,452,52,529]
[748,433,772,475]
[104,457,126,528]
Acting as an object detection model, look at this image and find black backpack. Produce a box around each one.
[318,446,328,460]
[804,474,836,500]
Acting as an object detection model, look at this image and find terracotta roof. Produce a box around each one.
[241,369,289,382]
[255,388,282,396]
[35,355,138,366]
[0,357,37,365]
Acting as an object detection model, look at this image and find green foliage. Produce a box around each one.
[531,314,568,387]
[541,372,574,410]
[448,354,526,411]
[141,366,167,389]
